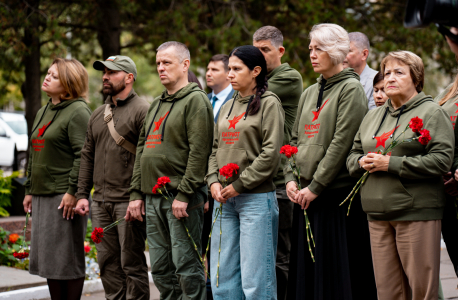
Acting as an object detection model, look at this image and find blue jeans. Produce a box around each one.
[210,191,279,300]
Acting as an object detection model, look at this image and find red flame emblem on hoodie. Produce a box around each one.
[37,121,51,137]
[374,126,399,148]
[228,113,245,130]
[153,112,169,132]
[312,99,329,122]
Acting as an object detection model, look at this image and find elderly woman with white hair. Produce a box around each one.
[285,24,371,300]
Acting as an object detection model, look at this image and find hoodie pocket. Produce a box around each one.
[215,148,250,183]
[296,144,326,181]
[140,154,179,194]
[360,173,413,214]
[30,164,56,194]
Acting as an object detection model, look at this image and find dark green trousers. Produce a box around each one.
[146,188,206,300]
[92,201,149,300]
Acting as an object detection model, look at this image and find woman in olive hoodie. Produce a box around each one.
[285,24,373,300]
[347,51,453,300]
[206,45,284,299]
[23,58,91,300]
[435,68,458,279]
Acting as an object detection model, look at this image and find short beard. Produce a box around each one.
[103,80,126,96]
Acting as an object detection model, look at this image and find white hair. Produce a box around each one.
[348,32,371,53]
[156,41,190,62]
[309,23,350,65]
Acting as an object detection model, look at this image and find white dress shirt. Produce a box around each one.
[210,84,233,118]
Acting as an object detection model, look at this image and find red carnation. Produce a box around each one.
[409,117,423,133]
[91,227,104,244]
[152,185,159,194]
[157,176,171,188]
[418,129,431,145]
[13,251,29,259]
[280,145,298,158]
[219,163,239,179]
[84,245,91,253]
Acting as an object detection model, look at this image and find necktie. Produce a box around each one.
[211,95,218,109]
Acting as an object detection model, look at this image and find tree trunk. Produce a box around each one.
[22,0,41,173]
[95,0,121,101]
[95,0,121,59]
[22,0,42,138]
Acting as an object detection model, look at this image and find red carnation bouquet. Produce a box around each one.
[341,116,432,215]
[13,212,30,260]
[152,176,209,278]
[280,145,315,262]
[91,218,125,244]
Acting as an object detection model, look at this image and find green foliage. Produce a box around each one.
[0,227,29,270]
[0,171,19,217]
[1,0,457,111]
[85,218,97,260]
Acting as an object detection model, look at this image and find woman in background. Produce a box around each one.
[373,71,389,107]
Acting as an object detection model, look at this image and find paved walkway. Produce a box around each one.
[1,248,457,299]
[80,283,160,300]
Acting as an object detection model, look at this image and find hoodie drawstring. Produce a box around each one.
[39,110,60,137]
[243,96,254,120]
[31,103,60,138]
[372,105,406,139]
[316,78,327,111]
[226,98,236,119]
[31,103,49,135]
[391,105,406,138]
[372,107,390,139]
[161,99,177,141]
[227,95,254,120]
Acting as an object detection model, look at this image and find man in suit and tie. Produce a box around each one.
[206,54,234,121]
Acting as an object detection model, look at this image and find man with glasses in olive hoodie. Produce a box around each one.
[129,41,213,300]
[75,56,150,299]
[253,25,303,300]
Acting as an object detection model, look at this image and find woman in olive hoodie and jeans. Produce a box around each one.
[23,58,91,300]
[206,45,284,299]
[347,51,454,300]
[285,24,374,300]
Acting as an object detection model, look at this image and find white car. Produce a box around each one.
[0,112,28,170]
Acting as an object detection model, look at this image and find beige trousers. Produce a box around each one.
[368,220,441,300]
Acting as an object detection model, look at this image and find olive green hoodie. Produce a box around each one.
[24,98,92,196]
[434,84,458,174]
[347,92,454,221]
[206,91,285,193]
[129,83,214,203]
[267,63,303,187]
[434,83,458,129]
[284,68,367,195]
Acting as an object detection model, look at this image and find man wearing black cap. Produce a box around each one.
[75,55,150,300]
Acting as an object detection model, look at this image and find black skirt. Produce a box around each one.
[287,186,376,300]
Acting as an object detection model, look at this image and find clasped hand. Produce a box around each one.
[286,181,318,210]
[210,182,240,204]
[359,153,390,173]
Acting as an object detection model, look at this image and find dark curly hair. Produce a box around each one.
[229,45,268,115]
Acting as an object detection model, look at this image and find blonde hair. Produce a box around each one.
[52,58,89,101]
[380,51,424,93]
[439,75,458,106]
[309,23,350,65]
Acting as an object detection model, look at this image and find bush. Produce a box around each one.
[0,226,29,270]
[0,170,19,217]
